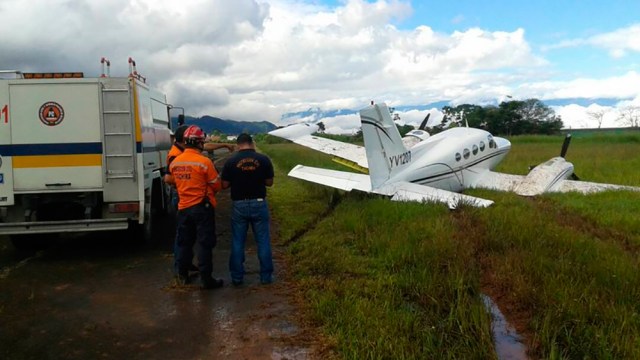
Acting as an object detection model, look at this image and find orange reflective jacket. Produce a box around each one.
[166,143,184,170]
[168,148,221,210]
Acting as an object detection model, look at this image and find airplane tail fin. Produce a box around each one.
[359,103,409,189]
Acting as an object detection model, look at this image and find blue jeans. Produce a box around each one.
[229,199,273,283]
[175,203,216,278]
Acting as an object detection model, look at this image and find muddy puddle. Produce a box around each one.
[481,294,528,360]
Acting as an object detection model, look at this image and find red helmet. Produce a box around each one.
[183,125,205,147]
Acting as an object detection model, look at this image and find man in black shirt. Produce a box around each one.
[221,133,274,285]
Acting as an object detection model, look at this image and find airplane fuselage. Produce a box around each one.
[387,127,511,192]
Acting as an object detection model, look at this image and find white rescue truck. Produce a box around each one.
[0,59,175,249]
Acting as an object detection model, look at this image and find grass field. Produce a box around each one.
[260,132,640,359]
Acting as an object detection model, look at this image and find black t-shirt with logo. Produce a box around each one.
[222,149,274,201]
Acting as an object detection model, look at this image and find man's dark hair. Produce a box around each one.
[236,133,253,145]
[174,125,189,143]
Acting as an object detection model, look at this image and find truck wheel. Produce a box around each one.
[142,194,154,244]
[128,192,153,245]
[129,182,163,246]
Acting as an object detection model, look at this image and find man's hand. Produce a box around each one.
[204,143,234,152]
[163,174,175,185]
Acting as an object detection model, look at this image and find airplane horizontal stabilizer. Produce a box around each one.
[288,165,371,192]
[374,181,494,209]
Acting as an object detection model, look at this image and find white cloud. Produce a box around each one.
[0,0,638,126]
[518,71,640,100]
[554,94,640,129]
[589,24,640,58]
[322,114,361,134]
[544,24,640,58]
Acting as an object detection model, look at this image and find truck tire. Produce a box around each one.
[129,179,164,246]
[128,190,153,245]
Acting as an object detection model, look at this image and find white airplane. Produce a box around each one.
[269,102,639,208]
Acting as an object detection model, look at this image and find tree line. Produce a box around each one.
[429,99,563,136]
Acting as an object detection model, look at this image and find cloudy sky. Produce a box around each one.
[2,0,639,132]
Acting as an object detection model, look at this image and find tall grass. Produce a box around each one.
[260,134,640,359]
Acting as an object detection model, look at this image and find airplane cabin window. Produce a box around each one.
[487,135,495,149]
[472,145,478,155]
[463,148,470,159]
[455,152,462,161]
[479,141,485,151]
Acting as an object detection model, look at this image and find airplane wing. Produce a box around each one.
[269,124,368,171]
[471,171,525,192]
[552,179,640,194]
[289,165,493,208]
[471,170,640,195]
[294,135,368,170]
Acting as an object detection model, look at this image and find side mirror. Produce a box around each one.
[178,114,185,126]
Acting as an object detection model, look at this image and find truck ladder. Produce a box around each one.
[101,85,137,182]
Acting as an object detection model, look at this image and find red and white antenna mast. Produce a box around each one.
[128,57,146,83]
[100,57,111,77]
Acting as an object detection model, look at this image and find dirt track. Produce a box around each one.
[0,152,319,360]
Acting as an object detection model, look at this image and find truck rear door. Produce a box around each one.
[8,80,103,192]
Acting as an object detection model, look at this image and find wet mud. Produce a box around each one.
[0,153,319,360]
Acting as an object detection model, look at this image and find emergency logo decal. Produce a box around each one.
[38,102,65,126]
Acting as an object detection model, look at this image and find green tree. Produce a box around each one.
[317,121,326,133]
[397,124,415,137]
[435,99,563,136]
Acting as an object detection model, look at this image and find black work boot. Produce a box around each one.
[201,277,224,290]
[176,273,190,286]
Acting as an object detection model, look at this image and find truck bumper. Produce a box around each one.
[0,219,130,235]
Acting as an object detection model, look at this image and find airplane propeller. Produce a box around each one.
[418,113,430,130]
[528,134,579,179]
[560,133,572,158]
[560,133,580,180]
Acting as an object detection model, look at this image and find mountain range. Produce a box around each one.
[171,115,277,135]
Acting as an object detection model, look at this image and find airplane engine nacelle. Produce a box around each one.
[514,157,574,196]
[402,129,430,149]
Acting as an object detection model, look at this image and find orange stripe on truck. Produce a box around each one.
[12,154,102,168]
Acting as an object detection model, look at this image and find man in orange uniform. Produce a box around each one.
[165,125,224,289]
[165,125,189,210]
[165,125,233,209]
[167,125,189,168]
